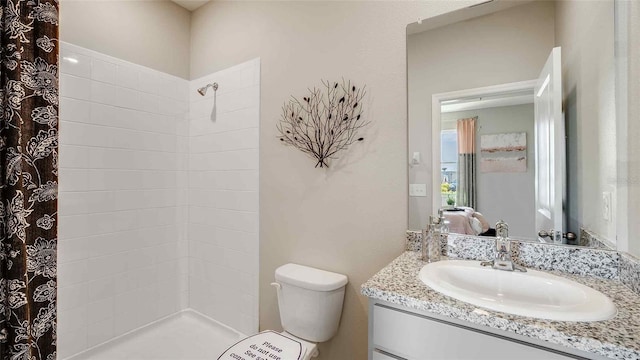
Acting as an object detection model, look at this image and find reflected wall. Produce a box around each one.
[407,1,555,230]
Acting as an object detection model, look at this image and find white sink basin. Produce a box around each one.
[419,260,617,322]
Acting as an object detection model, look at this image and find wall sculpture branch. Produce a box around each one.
[277,79,369,168]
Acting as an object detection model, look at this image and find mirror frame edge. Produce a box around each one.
[614,0,629,254]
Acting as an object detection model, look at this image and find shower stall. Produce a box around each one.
[57,42,260,359]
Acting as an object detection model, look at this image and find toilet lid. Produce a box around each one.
[217,330,303,360]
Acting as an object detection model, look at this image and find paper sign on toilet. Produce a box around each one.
[217,331,303,360]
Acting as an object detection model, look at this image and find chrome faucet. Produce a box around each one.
[437,208,449,241]
[481,220,526,272]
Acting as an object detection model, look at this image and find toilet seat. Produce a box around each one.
[218,330,316,360]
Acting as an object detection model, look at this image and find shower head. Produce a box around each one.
[197,82,219,96]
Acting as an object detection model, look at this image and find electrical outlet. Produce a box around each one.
[409,184,427,197]
[602,192,612,222]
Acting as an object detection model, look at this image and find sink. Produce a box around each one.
[419,260,617,322]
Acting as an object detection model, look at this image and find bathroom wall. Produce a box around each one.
[58,42,189,358]
[628,0,640,257]
[190,2,478,359]
[441,104,536,239]
[555,0,616,245]
[616,0,640,257]
[59,1,640,359]
[59,0,191,79]
[187,59,260,335]
[407,1,556,230]
[54,2,640,359]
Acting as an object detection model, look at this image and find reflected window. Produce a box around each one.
[441,129,458,206]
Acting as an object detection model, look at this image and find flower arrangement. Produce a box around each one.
[447,195,455,206]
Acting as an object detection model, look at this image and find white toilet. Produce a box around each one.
[217,263,348,360]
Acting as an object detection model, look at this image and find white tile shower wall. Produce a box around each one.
[188,59,260,335]
[58,42,189,358]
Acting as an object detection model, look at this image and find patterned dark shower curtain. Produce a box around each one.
[456,117,477,209]
[0,1,59,359]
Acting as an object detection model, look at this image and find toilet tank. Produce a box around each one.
[274,263,348,343]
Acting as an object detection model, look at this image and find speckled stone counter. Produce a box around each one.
[406,231,621,279]
[361,251,640,360]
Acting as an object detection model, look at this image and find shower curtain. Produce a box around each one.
[456,117,477,209]
[0,1,59,359]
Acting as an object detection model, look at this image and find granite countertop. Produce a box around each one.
[361,251,640,360]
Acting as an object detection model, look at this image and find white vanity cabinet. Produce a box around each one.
[368,300,601,360]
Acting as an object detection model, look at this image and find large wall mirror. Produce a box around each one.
[408,0,619,248]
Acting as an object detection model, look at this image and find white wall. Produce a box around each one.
[628,0,640,257]
[188,59,261,335]
[441,104,536,239]
[407,1,555,230]
[555,0,616,245]
[60,0,191,79]
[54,2,640,360]
[189,2,477,359]
[57,42,189,358]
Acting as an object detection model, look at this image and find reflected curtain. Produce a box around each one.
[0,1,59,359]
[456,117,477,209]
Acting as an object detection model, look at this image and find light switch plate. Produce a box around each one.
[411,152,421,165]
[410,184,427,197]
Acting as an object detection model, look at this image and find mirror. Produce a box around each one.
[408,0,617,247]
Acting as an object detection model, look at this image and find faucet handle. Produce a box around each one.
[496,220,509,239]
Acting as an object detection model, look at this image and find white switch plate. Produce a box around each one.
[411,152,421,165]
[409,184,427,197]
[602,191,611,222]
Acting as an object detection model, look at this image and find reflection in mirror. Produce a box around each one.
[407,0,616,248]
[436,85,537,241]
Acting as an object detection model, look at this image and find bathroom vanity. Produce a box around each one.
[370,302,578,360]
[383,0,640,357]
[362,251,640,360]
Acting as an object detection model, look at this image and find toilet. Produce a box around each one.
[218,263,348,360]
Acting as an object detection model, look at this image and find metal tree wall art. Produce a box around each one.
[277,79,368,168]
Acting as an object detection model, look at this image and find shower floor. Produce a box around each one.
[69,310,244,360]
